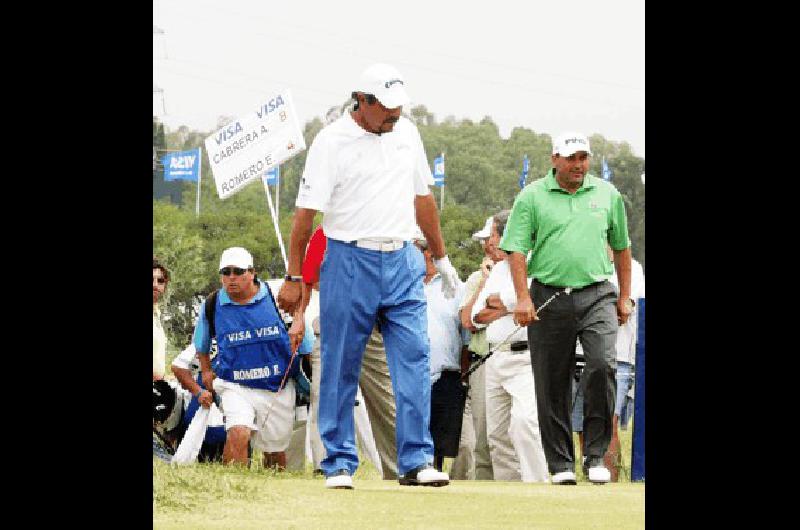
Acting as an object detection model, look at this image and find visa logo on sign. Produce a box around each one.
[256,95,285,119]
[214,122,244,145]
[169,155,196,169]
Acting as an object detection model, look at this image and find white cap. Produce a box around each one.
[355,63,410,109]
[219,247,253,270]
[472,216,495,240]
[552,132,592,157]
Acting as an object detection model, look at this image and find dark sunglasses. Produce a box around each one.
[154,278,166,285]
[219,267,250,276]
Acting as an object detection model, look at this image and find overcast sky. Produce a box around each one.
[153,0,644,157]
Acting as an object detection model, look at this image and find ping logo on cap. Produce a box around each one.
[384,78,404,88]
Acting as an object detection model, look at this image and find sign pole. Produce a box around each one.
[275,166,280,225]
[264,179,288,270]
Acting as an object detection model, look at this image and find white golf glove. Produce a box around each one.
[433,255,461,299]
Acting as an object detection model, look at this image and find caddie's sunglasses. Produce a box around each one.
[219,267,250,276]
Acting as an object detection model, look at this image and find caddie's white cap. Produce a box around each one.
[472,216,495,240]
[219,247,253,270]
[552,132,592,157]
[355,63,410,109]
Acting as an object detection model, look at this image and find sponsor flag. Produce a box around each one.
[602,157,613,182]
[518,155,529,189]
[263,165,280,187]
[162,148,201,182]
[433,154,445,187]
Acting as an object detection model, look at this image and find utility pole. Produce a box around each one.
[153,26,167,117]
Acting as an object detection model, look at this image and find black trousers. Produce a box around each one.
[429,370,468,459]
[528,280,618,473]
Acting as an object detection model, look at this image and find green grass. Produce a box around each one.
[158,344,643,528]
[155,424,643,529]
[154,460,643,529]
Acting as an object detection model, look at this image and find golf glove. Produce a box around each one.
[433,255,460,299]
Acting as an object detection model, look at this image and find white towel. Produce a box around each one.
[171,407,210,465]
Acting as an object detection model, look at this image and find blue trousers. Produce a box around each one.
[318,239,434,476]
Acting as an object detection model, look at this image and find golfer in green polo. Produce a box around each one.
[499,132,632,485]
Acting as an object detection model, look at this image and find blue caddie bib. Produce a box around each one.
[213,283,296,391]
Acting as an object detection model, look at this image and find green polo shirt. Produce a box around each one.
[499,169,630,288]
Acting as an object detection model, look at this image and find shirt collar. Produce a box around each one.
[342,111,377,138]
[545,168,598,193]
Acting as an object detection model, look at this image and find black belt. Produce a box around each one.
[533,279,605,292]
[510,341,529,352]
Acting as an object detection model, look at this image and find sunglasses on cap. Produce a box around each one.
[219,267,251,276]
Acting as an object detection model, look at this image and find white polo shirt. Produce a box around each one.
[471,259,530,347]
[610,258,646,364]
[295,113,434,242]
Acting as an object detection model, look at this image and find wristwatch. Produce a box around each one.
[624,299,635,312]
[284,274,303,282]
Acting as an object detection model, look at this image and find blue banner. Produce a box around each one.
[162,148,201,182]
[433,154,445,187]
[602,157,612,182]
[518,155,529,189]
[263,165,280,186]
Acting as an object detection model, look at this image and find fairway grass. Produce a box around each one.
[154,461,644,529]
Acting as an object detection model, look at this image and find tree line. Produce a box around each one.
[153,108,645,346]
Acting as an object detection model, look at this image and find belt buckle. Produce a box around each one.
[380,240,402,252]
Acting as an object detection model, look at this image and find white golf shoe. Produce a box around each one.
[551,471,577,485]
[398,465,449,487]
[325,470,354,490]
[587,465,611,484]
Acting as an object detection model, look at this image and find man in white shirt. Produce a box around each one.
[278,63,460,489]
[605,252,645,480]
[153,258,169,381]
[414,238,470,472]
[571,249,645,481]
[453,215,506,480]
[470,211,549,483]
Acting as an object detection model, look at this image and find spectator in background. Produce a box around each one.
[470,210,549,483]
[414,236,470,472]
[572,249,645,481]
[571,340,587,464]
[453,215,505,481]
[167,342,228,463]
[153,258,169,381]
[604,248,645,481]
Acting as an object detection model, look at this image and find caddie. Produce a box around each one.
[194,246,308,468]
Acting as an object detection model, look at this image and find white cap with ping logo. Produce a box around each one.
[552,132,592,157]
